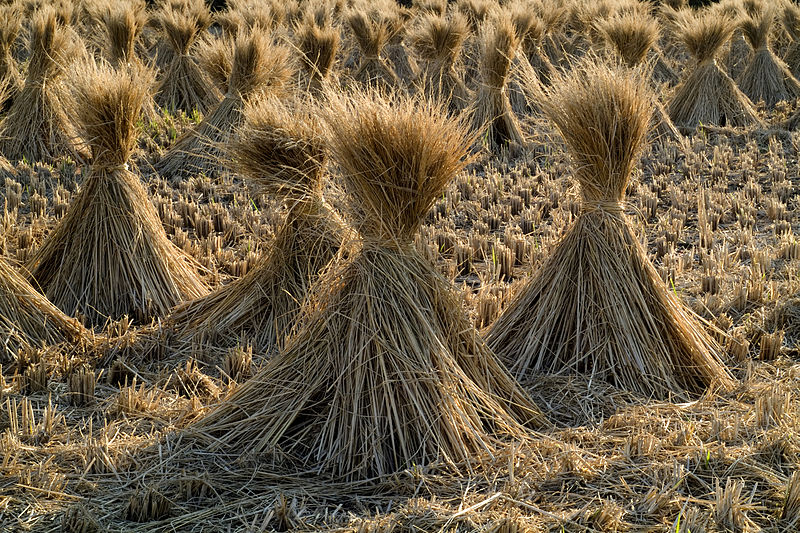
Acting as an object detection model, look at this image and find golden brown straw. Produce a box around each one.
[782,2,800,78]
[736,6,800,109]
[667,9,763,129]
[0,259,90,364]
[411,12,471,114]
[468,14,525,152]
[155,29,291,181]
[26,62,208,328]
[0,7,85,163]
[295,17,340,95]
[347,9,398,90]
[192,89,545,481]
[0,5,22,111]
[168,97,345,353]
[487,59,736,400]
[153,3,220,114]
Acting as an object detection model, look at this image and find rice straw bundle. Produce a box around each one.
[0,8,85,164]
[295,17,339,95]
[736,7,800,110]
[0,258,90,364]
[101,2,147,69]
[168,98,345,353]
[486,61,736,400]
[153,4,221,115]
[410,12,471,114]
[25,63,208,328]
[155,30,291,181]
[510,5,554,86]
[0,6,22,111]
[385,8,417,86]
[346,10,398,90]
[457,0,495,90]
[197,36,233,94]
[468,15,525,152]
[667,10,763,129]
[782,3,800,78]
[192,90,545,481]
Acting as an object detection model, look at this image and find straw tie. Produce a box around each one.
[581,199,625,216]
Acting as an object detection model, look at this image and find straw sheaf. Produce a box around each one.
[597,12,660,68]
[28,7,73,81]
[411,13,468,66]
[510,5,545,48]
[740,6,773,51]
[457,0,495,34]
[0,5,22,98]
[325,90,472,243]
[347,10,389,59]
[296,21,339,84]
[783,3,800,42]
[71,61,152,166]
[480,15,518,90]
[678,10,736,64]
[103,4,146,67]
[231,97,326,199]
[158,6,211,56]
[228,29,291,98]
[197,36,233,93]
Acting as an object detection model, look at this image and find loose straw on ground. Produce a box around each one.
[486,60,736,400]
[192,90,545,481]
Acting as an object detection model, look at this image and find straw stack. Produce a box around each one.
[667,9,763,129]
[168,97,346,354]
[26,63,208,328]
[782,2,800,79]
[0,6,22,111]
[295,15,340,95]
[347,10,398,91]
[0,8,85,163]
[193,90,545,481]
[486,60,736,399]
[155,30,291,181]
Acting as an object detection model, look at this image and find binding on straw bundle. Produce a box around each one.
[667,10,763,129]
[347,9,398,90]
[25,63,208,328]
[468,15,525,152]
[0,8,85,164]
[295,16,340,95]
[168,98,345,353]
[153,3,220,115]
[0,259,90,364]
[193,90,545,481]
[736,7,800,110]
[0,6,22,111]
[155,30,291,181]
[486,61,736,400]
[410,12,471,114]
[782,3,800,79]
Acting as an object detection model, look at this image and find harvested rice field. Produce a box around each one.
[3,0,800,531]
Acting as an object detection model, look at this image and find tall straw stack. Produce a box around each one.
[192,90,545,481]
[486,61,736,400]
[168,98,346,353]
[510,5,554,86]
[736,7,800,110]
[667,10,763,129]
[0,259,90,364]
[153,4,221,115]
[385,6,416,86]
[25,63,208,328]
[101,2,147,69]
[347,10,398,91]
[468,15,525,152]
[0,6,22,111]
[295,16,340,96]
[782,3,800,79]
[410,12,471,114]
[155,30,291,181]
[457,0,495,90]
[0,8,85,164]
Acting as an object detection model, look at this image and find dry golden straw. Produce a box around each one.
[0,8,85,163]
[168,97,345,354]
[25,62,208,328]
[0,5,22,111]
[782,2,800,79]
[347,9,398,91]
[667,9,763,129]
[486,60,736,400]
[193,90,545,481]
[295,16,340,95]
[155,29,291,181]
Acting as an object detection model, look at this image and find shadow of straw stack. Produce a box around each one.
[155,27,292,182]
[0,7,86,164]
[486,59,737,401]
[167,96,347,355]
[192,89,546,481]
[25,61,208,329]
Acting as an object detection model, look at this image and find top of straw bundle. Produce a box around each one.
[28,7,74,82]
[0,6,21,57]
[541,61,652,208]
[411,13,469,67]
[677,10,736,64]
[71,62,152,167]
[457,0,495,34]
[783,2,800,41]
[509,3,545,44]
[347,10,390,59]
[740,5,774,51]
[296,19,340,80]
[158,4,211,56]
[597,12,660,68]
[231,97,326,201]
[227,29,291,98]
[102,3,147,66]
[326,90,473,243]
[480,15,519,90]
